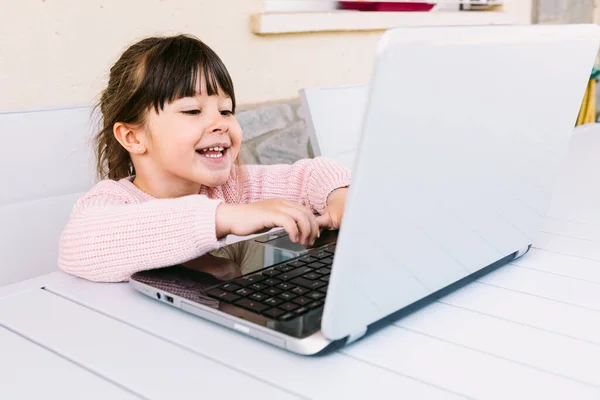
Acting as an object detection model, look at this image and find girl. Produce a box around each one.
[58,34,351,283]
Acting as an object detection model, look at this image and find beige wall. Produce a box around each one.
[535,0,594,23]
[0,0,531,111]
[504,0,533,24]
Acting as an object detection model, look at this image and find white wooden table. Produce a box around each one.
[1,127,600,400]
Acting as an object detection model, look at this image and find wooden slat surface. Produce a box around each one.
[0,325,140,400]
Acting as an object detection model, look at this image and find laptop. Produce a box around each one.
[130,24,600,355]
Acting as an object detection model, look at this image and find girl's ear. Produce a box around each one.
[113,122,147,155]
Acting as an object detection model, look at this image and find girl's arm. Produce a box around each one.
[58,188,225,283]
[238,157,351,214]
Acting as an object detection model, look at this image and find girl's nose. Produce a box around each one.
[207,112,227,133]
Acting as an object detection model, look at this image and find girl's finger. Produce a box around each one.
[274,214,300,243]
[282,201,320,244]
[316,213,333,229]
[282,206,314,245]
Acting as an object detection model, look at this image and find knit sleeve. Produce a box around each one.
[238,157,351,214]
[57,191,224,283]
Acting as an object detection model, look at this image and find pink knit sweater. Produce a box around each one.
[58,157,351,283]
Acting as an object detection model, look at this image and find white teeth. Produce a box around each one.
[197,146,226,155]
[202,152,223,158]
[201,146,225,152]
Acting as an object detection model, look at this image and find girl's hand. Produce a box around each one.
[315,187,348,230]
[216,199,320,245]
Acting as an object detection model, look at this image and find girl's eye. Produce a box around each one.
[220,110,233,116]
[182,109,201,115]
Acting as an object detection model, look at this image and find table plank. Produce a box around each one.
[541,217,600,243]
[509,247,600,284]
[441,281,600,345]
[477,265,600,310]
[535,232,600,261]
[0,271,73,298]
[0,326,139,400]
[0,289,299,400]
[44,279,466,400]
[343,326,600,399]
[394,300,600,386]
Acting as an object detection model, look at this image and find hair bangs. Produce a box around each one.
[137,35,236,114]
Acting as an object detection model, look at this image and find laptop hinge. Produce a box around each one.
[513,245,531,260]
[345,327,368,345]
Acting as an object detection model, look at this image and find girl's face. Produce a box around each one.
[136,82,242,196]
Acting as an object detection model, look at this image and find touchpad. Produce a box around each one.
[254,229,338,253]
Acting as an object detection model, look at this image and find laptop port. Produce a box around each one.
[165,295,174,303]
[156,292,161,300]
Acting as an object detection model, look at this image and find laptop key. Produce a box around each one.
[307,291,325,300]
[320,257,334,265]
[292,296,311,306]
[303,272,322,280]
[307,261,326,269]
[262,269,281,278]
[291,286,310,296]
[264,297,284,307]
[220,283,241,292]
[280,302,299,312]
[312,251,330,259]
[278,292,297,301]
[290,277,327,290]
[320,275,330,283]
[235,275,266,286]
[276,282,295,291]
[263,278,282,286]
[249,292,269,302]
[307,300,324,309]
[294,306,309,315]
[274,265,294,272]
[287,260,306,268]
[263,308,286,319]
[250,283,268,291]
[234,298,269,313]
[206,289,240,303]
[235,288,254,297]
[278,266,313,281]
[316,267,331,275]
[318,286,328,294]
[246,275,266,284]
[207,288,228,297]
[299,255,319,263]
[263,287,282,296]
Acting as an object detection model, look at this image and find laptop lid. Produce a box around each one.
[321,24,600,340]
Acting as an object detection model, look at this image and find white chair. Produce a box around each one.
[299,84,368,170]
[0,106,97,286]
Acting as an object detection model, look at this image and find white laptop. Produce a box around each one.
[130,24,600,355]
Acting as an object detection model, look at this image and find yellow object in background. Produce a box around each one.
[576,65,599,126]
[576,78,596,126]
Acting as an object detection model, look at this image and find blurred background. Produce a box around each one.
[0,0,597,164]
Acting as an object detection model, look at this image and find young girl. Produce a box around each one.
[58,34,351,283]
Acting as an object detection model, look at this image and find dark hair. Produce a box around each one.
[95,34,237,180]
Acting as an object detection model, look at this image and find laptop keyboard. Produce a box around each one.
[206,244,335,322]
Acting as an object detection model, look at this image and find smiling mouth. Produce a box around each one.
[196,145,229,159]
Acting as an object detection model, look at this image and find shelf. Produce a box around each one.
[252,10,516,35]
